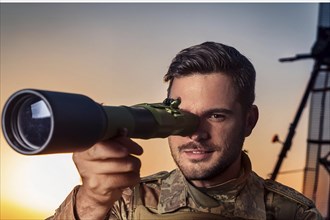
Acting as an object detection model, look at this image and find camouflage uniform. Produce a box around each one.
[50,152,323,219]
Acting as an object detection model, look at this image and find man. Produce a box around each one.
[49,42,322,219]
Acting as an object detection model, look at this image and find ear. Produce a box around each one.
[244,105,259,137]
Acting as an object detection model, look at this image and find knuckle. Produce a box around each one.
[133,157,142,170]
[72,152,81,163]
[84,177,101,192]
[85,176,115,196]
[87,146,98,159]
[125,157,141,172]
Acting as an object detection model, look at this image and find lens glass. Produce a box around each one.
[17,98,52,149]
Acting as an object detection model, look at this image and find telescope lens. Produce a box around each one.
[16,97,52,149]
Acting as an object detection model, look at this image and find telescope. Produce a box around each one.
[2,89,199,155]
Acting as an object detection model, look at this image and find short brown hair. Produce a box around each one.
[164,42,256,110]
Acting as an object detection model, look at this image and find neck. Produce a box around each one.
[191,152,242,188]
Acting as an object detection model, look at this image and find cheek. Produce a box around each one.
[168,136,184,158]
[210,120,244,142]
[209,125,227,145]
[168,136,184,149]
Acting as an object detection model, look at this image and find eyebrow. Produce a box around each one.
[177,107,234,118]
[199,108,234,118]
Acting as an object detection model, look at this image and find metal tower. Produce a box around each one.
[270,3,330,219]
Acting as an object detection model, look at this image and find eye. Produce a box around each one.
[209,113,225,122]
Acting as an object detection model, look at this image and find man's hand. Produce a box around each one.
[73,134,143,220]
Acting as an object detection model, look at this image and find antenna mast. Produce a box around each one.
[270,3,329,218]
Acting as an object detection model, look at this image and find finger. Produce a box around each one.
[117,127,129,137]
[113,136,143,156]
[76,140,129,161]
[78,155,141,175]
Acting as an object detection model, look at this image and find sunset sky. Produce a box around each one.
[0,3,320,219]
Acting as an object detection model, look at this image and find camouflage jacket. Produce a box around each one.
[50,153,323,220]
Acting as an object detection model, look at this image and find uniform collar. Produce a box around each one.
[157,152,266,219]
[157,168,188,213]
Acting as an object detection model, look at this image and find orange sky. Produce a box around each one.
[1,3,320,219]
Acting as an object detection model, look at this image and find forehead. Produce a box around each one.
[169,73,239,112]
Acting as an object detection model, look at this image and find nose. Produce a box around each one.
[189,121,210,142]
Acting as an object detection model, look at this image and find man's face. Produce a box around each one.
[168,73,254,182]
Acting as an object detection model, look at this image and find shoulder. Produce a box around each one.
[119,171,171,204]
[139,170,180,195]
[264,179,315,209]
[112,171,173,218]
[137,170,176,211]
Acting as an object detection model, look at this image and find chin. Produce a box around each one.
[180,163,225,181]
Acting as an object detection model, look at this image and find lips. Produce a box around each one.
[177,142,216,161]
[184,150,213,154]
[182,149,214,161]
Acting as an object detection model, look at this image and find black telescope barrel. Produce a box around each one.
[2,89,199,155]
[2,89,108,155]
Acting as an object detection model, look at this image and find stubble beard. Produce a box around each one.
[170,138,244,181]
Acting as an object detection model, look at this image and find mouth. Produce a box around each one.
[177,142,217,162]
[182,149,215,161]
[184,149,214,154]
